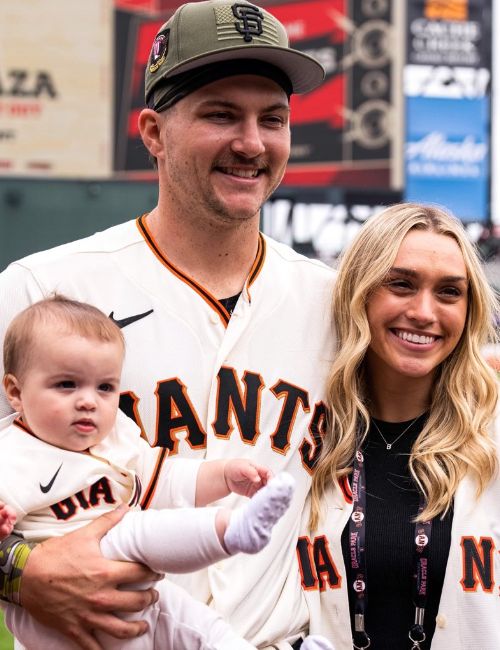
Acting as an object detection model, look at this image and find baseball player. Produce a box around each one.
[0,2,336,649]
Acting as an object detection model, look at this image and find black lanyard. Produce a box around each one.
[348,444,433,649]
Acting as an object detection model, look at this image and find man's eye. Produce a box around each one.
[207,111,232,120]
[263,115,285,127]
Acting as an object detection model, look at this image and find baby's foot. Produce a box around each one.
[224,472,295,554]
[302,634,335,650]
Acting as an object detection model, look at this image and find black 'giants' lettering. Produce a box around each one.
[212,368,264,443]
[154,378,207,452]
[270,380,309,453]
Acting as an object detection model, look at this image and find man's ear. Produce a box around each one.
[138,109,165,161]
[3,374,23,413]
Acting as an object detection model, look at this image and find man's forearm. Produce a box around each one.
[0,534,34,604]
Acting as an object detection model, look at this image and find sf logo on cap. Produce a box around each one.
[232,3,263,42]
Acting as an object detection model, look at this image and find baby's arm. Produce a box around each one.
[0,501,16,540]
[195,459,273,507]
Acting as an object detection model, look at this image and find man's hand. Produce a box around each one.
[20,505,160,650]
[0,501,16,539]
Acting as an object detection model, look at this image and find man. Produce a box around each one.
[0,2,335,649]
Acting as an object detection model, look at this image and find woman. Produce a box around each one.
[302,203,500,649]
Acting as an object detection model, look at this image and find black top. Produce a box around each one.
[340,414,453,649]
[219,293,241,316]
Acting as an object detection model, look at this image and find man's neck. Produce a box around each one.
[144,207,261,299]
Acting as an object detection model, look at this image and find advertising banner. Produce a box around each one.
[406,0,489,68]
[405,95,489,220]
[404,0,492,222]
[0,0,114,178]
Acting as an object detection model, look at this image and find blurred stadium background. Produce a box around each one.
[0,0,498,647]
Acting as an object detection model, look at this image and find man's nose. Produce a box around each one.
[230,119,265,158]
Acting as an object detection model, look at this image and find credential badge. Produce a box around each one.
[415,533,429,548]
[232,3,264,42]
[353,579,366,593]
[351,511,364,524]
[149,30,169,74]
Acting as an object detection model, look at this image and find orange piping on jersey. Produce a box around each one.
[246,233,266,301]
[13,418,32,435]
[140,446,169,510]
[136,215,230,327]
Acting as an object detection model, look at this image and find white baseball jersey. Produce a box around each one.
[0,412,200,542]
[0,216,336,647]
[299,419,500,649]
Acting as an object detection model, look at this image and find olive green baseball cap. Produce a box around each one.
[145,0,325,107]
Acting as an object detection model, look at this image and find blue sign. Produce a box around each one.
[404,96,490,222]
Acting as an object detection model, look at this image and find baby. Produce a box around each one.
[0,296,333,650]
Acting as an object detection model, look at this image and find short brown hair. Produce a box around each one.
[4,294,125,378]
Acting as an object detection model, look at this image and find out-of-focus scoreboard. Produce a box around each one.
[0,0,492,224]
[114,0,404,194]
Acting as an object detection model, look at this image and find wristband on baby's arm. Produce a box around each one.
[0,535,34,604]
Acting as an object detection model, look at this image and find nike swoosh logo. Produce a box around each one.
[109,309,154,329]
[40,463,63,493]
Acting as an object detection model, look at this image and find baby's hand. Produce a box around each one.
[0,501,16,540]
[224,460,273,498]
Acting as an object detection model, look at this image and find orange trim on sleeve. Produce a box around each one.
[140,446,169,510]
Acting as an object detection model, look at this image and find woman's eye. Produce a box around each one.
[440,286,462,298]
[387,279,411,290]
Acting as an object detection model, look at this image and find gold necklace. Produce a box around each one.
[371,414,422,450]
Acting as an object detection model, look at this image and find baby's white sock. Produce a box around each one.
[302,635,335,650]
[223,472,295,555]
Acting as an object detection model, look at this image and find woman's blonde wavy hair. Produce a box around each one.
[310,203,499,529]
